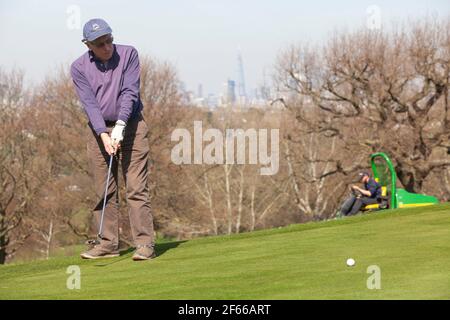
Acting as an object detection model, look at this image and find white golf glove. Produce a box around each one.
[111,120,126,146]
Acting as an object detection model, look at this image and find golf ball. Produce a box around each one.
[346,258,355,266]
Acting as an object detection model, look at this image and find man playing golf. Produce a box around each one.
[71,18,155,260]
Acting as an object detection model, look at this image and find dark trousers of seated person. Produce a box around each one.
[347,196,379,216]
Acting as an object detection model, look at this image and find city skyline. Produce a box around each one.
[181,47,275,108]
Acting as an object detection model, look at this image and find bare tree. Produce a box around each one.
[275,18,450,195]
[0,68,45,263]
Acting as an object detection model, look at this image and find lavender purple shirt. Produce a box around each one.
[71,44,143,136]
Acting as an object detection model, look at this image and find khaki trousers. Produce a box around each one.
[87,113,155,249]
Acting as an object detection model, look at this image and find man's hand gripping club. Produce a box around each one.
[100,120,126,155]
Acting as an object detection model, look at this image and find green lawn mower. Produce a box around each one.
[363,152,439,210]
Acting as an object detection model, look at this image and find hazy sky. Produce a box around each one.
[0,0,448,95]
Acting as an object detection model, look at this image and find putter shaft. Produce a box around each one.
[98,154,114,239]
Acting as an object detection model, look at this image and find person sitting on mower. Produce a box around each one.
[340,171,382,216]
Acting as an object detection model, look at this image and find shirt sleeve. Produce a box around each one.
[118,48,140,124]
[70,64,107,136]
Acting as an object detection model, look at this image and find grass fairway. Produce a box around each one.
[1,204,449,300]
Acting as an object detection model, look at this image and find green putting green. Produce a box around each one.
[1,204,449,299]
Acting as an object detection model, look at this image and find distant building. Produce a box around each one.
[223,79,236,105]
[237,49,247,101]
[206,93,219,108]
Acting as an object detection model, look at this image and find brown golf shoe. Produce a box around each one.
[132,245,156,261]
[80,245,119,259]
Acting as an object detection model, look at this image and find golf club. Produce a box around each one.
[86,153,114,246]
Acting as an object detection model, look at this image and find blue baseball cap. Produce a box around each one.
[82,18,112,42]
